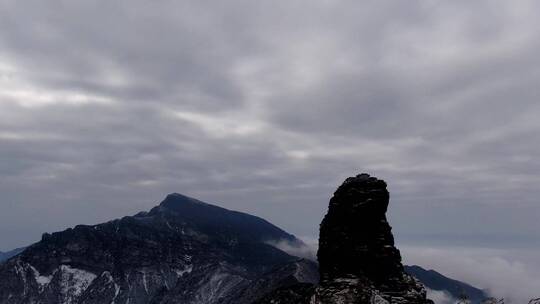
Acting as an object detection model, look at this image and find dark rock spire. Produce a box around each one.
[318,173,402,284]
[314,173,432,303]
[256,173,433,304]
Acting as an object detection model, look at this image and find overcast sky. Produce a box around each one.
[1,1,539,294]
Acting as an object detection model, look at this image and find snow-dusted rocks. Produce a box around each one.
[0,193,318,304]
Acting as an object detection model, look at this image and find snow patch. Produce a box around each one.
[102,270,121,300]
[371,294,389,304]
[59,265,97,303]
[141,270,149,294]
[29,265,54,287]
[14,261,28,296]
[195,271,245,303]
[175,265,193,277]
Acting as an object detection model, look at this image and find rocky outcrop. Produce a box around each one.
[257,173,433,304]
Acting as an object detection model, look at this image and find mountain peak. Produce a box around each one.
[162,192,207,205]
[0,193,310,303]
[156,192,217,213]
[153,193,297,244]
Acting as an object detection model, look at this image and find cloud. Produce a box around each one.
[0,0,539,264]
[268,240,540,304]
[401,246,540,303]
[426,288,456,304]
[267,237,318,261]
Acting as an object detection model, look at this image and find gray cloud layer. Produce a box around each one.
[402,245,540,303]
[1,0,539,274]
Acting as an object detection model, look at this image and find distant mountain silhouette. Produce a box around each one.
[405,265,488,303]
[0,247,25,263]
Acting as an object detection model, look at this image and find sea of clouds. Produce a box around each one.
[271,238,540,304]
[401,245,540,304]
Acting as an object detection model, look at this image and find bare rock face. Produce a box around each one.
[313,173,432,304]
[256,173,433,304]
[318,173,399,283]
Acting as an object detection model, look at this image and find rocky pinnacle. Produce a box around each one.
[314,173,432,304]
[318,173,401,284]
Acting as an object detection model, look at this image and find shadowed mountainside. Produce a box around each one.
[0,193,318,304]
[405,265,488,303]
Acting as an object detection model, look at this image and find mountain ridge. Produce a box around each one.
[404,265,488,303]
[0,185,492,304]
[0,193,318,304]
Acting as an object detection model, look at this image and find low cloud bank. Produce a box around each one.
[267,237,318,261]
[426,288,456,304]
[268,239,540,303]
[401,245,540,303]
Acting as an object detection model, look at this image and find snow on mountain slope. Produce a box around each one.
[0,193,317,304]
